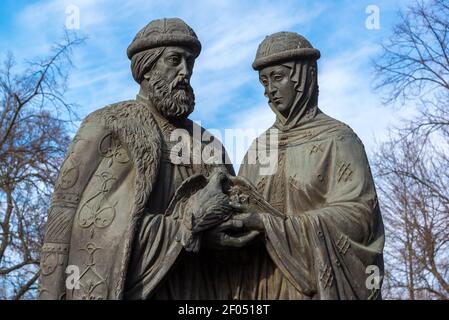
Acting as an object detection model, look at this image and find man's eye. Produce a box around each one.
[168,56,180,65]
[273,74,284,81]
[260,79,268,86]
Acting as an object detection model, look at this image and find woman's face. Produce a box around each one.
[259,64,296,117]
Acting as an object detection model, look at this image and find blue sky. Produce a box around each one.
[0,0,417,168]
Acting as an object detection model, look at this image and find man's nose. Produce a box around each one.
[178,58,191,79]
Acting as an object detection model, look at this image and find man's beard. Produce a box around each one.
[147,70,195,121]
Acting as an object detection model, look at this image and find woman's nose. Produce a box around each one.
[268,81,277,95]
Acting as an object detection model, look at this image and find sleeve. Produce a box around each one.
[123,172,234,299]
[39,114,107,299]
[122,213,184,299]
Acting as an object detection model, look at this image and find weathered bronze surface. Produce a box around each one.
[40,20,384,300]
[230,31,385,299]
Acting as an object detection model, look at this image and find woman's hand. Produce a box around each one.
[226,201,266,232]
[231,212,265,232]
[202,212,265,250]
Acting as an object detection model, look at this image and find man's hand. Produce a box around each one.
[181,171,233,252]
[185,171,231,232]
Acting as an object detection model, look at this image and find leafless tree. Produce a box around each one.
[373,0,449,107]
[374,133,449,299]
[373,0,449,299]
[0,31,84,299]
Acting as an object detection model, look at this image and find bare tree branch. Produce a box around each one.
[0,30,84,299]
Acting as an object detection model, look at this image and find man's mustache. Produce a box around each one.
[169,76,190,93]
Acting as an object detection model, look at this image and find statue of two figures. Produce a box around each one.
[39,18,384,300]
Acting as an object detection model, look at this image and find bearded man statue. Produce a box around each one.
[39,18,242,300]
[213,32,385,299]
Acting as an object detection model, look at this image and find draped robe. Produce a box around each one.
[124,102,238,299]
[235,60,384,300]
[39,97,234,299]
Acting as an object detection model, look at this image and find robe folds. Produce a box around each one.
[39,97,234,300]
[237,108,385,300]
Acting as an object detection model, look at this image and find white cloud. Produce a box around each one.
[318,43,419,155]
[11,0,327,121]
[8,0,419,170]
[226,42,420,172]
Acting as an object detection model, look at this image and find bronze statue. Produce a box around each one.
[39,18,245,300]
[212,31,385,299]
[40,19,384,300]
